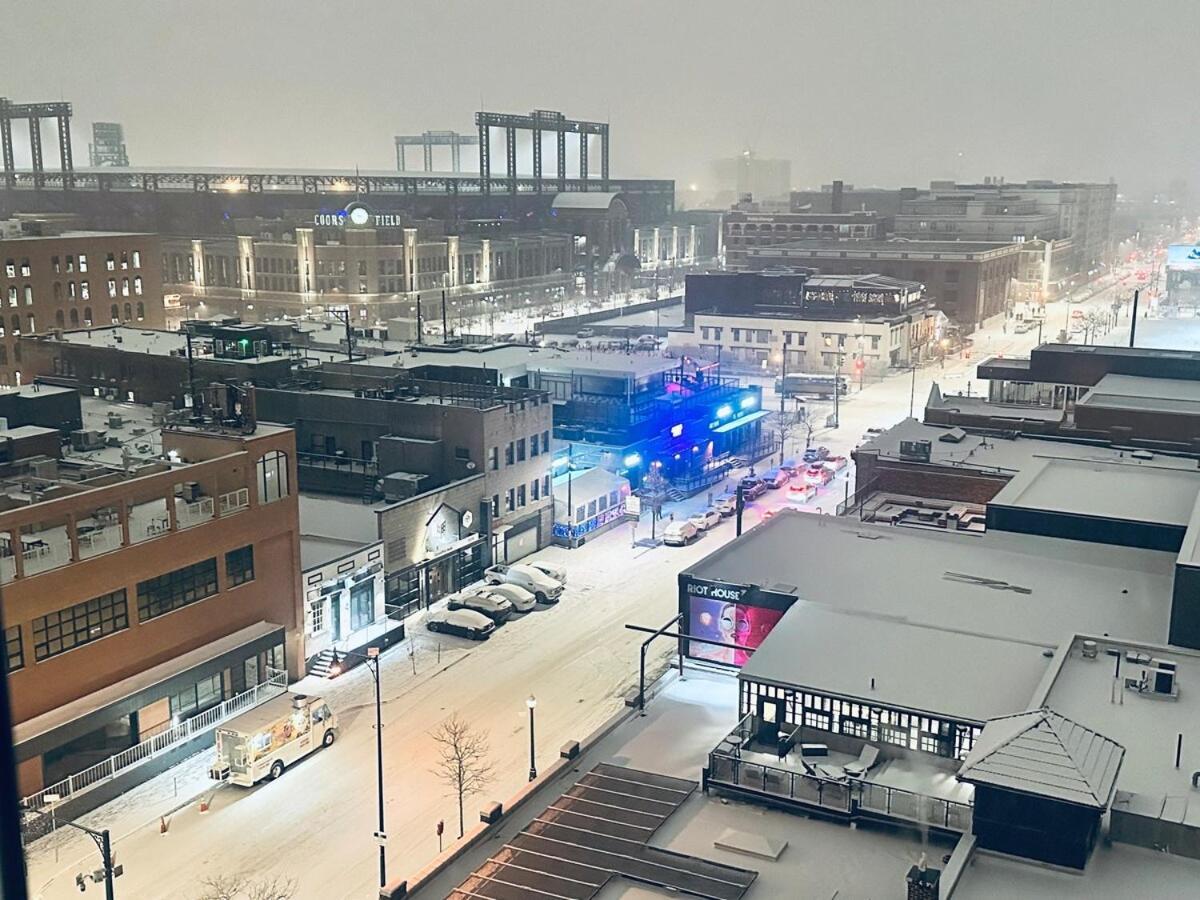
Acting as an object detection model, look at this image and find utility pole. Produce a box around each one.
[1129,289,1139,348]
[832,359,841,429]
[440,290,449,339]
[415,294,423,342]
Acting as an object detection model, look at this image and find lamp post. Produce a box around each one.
[40,796,117,899]
[526,695,538,781]
[331,646,386,887]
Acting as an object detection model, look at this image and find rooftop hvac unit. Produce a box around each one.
[70,429,106,451]
[898,440,932,462]
[107,412,125,428]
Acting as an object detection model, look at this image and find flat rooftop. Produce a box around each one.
[0,230,154,242]
[989,456,1200,528]
[349,343,683,380]
[1077,373,1200,416]
[684,510,1177,647]
[752,238,1018,256]
[1040,636,1200,800]
[739,602,1051,723]
[299,534,378,571]
[859,417,1200,477]
[51,326,288,364]
[926,388,1066,423]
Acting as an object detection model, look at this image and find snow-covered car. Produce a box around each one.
[662,521,699,546]
[635,334,660,348]
[739,477,767,499]
[484,563,564,604]
[802,446,830,464]
[470,583,538,612]
[763,468,791,488]
[780,458,802,475]
[525,560,566,585]
[447,590,514,623]
[824,456,848,472]
[787,482,817,503]
[426,608,495,640]
[804,464,835,486]
[688,509,721,531]
[576,327,596,338]
[714,494,738,517]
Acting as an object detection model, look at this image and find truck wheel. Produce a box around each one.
[322,729,336,748]
[270,760,285,780]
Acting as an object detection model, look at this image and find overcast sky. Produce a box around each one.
[8,0,1196,196]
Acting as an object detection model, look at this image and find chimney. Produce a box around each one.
[831,180,844,214]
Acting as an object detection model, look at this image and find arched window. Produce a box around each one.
[136,301,145,320]
[6,286,15,307]
[23,285,32,305]
[110,304,119,323]
[123,302,132,320]
[256,451,289,505]
[133,276,143,295]
[69,308,79,327]
[121,277,130,296]
[53,282,62,301]
[84,306,93,325]
[68,281,76,299]
[55,310,64,328]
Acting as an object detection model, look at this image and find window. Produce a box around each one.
[137,558,219,622]
[840,716,871,739]
[225,545,255,587]
[542,431,549,453]
[66,254,75,273]
[609,490,619,507]
[23,285,32,305]
[491,494,500,518]
[4,260,13,277]
[350,581,374,631]
[9,315,18,335]
[110,304,119,323]
[78,255,88,272]
[531,478,540,501]
[106,253,116,271]
[256,450,289,504]
[803,708,832,731]
[84,306,92,324]
[69,308,78,327]
[120,251,129,270]
[132,250,141,268]
[516,438,526,461]
[6,286,14,307]
[530,434,539,457]
[121,277,130,296]
[517,484,526,507]
[107,279,117,299]
[756,329,771,343]
[25,315,34,334]
[123,302,132,320]
[136,301,145,319]
[4,625,22,673]
[587,499,597,517]
[80,280,89,300]
[575,505,585,522]
[133,275,143,295]
[505,488,515,513]
[32,590,129,661]
[488,447,498,471]
[171,673,223,718]
[505,443,514,466]
[598,494,608,512]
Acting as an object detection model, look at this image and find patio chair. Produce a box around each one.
[815,763,847,782]
[843,744,880,779]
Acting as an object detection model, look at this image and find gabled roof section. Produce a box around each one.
[957,708,1124,809]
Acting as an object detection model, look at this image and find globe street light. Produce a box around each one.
[526,695,538,781]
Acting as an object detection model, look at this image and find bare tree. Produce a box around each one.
[195,873,296,900]
[431,714,495,838]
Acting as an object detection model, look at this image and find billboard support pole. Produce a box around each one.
[1129,289,1139,348]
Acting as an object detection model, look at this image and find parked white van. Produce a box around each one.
[484,563,564,604]
[209,693,336,786]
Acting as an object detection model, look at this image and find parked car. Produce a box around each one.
[824,455,848,472]
[787,482,817,503]
[780,458,802,475]
[714,494,738,517]
[763,468,791,488]
[662,520,699,546]
[469,583,537,612]
[484,563,564,604]
[447,590,514,623]
[426,608,495,640]
[635,334,660,348]
[688,509,721,531]
[525,560,566,585]
[804,464,835,486]
[576,327,596,338]
[802,446,830,464]
[738,477,767,500]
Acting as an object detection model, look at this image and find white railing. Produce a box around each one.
[21,668,287,822]
[177,496,215,528]
[219,487,250,516]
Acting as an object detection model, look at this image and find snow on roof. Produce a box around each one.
[683,510,1176,646]
[552,466,629,500]
[738,603,1052,723]
[300,534,379,572]
[1076,373,1200,416]
[988,456,1200,528]
[550,191,622,210]
[350,343,682,380]
[957,708,1124,809]
[859,418,1200,478]
[299,494,380,544]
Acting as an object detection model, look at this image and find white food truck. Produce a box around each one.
[209,693,337,786]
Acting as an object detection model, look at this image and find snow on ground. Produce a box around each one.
[24,267,1195,899]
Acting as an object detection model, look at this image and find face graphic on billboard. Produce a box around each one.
[688,596,785,666]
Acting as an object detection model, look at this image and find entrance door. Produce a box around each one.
[756,694,784,744]
[329,591,343,641]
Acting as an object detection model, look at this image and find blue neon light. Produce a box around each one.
[623,453,642,468]
[670,423,684,438]
[740,395,758,410]
[716,404,733,420]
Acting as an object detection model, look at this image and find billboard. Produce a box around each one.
[1167,244,1200,271]
[687,595,785,666]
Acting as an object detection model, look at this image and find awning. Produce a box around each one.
[712,409,770,434]
[15,621,285,758]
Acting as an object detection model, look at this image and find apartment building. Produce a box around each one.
[3,395,302,798]
[0,231,164,385]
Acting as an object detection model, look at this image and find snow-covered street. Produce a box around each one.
[22,268,1159,899]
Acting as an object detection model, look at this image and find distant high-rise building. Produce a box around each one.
[711,151,791,205]
[88,122,129,167]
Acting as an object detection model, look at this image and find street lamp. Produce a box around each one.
[526,695,538,781]
[331,646,387,888]
[40,795,119,899]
